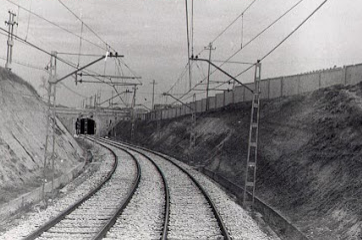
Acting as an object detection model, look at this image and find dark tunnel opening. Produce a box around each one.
[75,118,96,135]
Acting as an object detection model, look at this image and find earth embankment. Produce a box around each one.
[0,67,83,205]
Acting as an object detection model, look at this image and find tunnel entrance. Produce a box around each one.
[75,118,96,135]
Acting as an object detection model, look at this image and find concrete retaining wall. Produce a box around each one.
[234,86,244,103]
[260,80,269,99]
[299,73,320,93]
[209,97,216,110]
[225,90,234,106]
[216,93,224,109]
[346,64,362,85]
[141,63,362,121]
[320,68,344,88]
[244,83,254,101]
[282,75,299,96]
[269,78,282,99]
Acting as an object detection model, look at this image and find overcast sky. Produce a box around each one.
[0,0,361,108]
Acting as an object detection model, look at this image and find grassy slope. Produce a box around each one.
[114,83,362,240]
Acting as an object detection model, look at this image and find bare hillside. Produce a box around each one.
[0,67,83,204]
[114,82,362,240]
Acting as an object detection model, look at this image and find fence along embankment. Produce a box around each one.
[140,63,362,121]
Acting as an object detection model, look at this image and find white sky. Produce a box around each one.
[0,0,361,108]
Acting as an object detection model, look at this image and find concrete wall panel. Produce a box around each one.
[269,78,281,99]
[201,98,207,112]
[320,68,344,88]
[209,97,216,110]
[259,80,269,99]
[244,83,254,101]
[196,100,202,113]
[215,93,224,108]
[224,90,233,106]
[189,102,196,114]
[346,64,362,85]
[182,105,187,116]
[185,103,190,114]
[282,75,299,96]
[234,86,244,103]
[299,73,320,93]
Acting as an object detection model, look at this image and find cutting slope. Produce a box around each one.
[0,67,83,203]
[114,82,362,240]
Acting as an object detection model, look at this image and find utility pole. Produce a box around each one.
[42,51,57,204]
[151,79,157,110]
[130,85,137,142]
[204,42,216,111]
[5,11,18,71]
[93,90,100,146]
[243,60,261,208]
[190,93,196,149]
[94,93,97,108]
[157,109,161,139]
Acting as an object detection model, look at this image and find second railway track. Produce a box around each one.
[100,137,230,240]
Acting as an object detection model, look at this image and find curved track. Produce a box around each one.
[97,138,170,240]
[23,136,232,239]
[23,139,140,240]
[100,137,231,240]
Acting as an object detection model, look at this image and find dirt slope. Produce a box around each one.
[114,83,362,240]
[0,67,83,204]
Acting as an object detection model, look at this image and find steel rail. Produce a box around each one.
[98,138,170,240]
[92,139,141,240]
[23,138,118,240]
[108,138,231,240]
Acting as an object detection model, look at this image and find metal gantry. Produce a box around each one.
[191,57,261,208]
[41,52,121,204]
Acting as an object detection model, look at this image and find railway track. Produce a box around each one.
[106,139,274,240]
[99,137,230,240]
[2,137,273,240]
[23,139,141,240]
